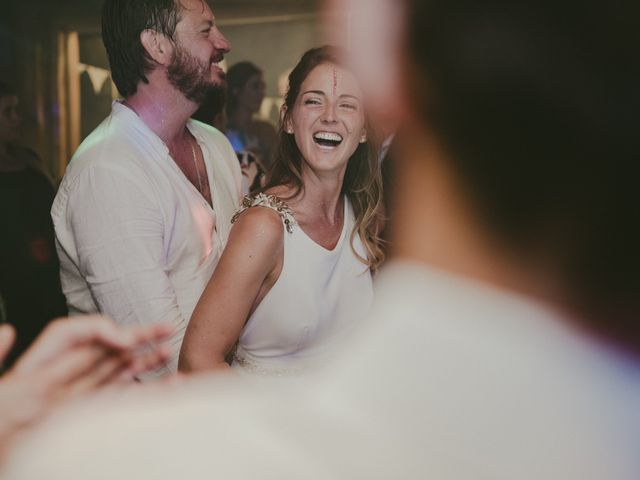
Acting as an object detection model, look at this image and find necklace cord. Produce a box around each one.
[190,138,204,194]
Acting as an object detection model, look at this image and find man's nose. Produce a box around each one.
[212,29,230,54]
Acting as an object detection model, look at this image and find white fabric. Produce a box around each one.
[51,102,242,377]
[4,262,640,478]
[233,198,373,374]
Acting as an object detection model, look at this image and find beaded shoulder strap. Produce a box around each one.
[231,193,296,234]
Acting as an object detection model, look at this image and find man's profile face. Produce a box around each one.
[168,0,230,104]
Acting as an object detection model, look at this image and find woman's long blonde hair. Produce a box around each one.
[262,46,385,270]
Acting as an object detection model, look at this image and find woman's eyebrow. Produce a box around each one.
[302,90,327,96]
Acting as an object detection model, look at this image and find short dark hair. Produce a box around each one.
[101,0,182,97]
[406,0,640,344]
[225,61,262,114]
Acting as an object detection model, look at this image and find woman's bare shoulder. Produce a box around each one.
[229,202,285,252]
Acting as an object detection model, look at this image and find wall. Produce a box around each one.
[2,0,321,179]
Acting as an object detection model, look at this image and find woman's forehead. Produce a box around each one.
[300,63,362,97]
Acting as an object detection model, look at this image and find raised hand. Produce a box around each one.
[0,316,173,453]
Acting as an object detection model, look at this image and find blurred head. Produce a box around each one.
[399,0,639,343]
[266,46,384,269]
[102,0,230,101]
[226,62,266,116]
[0,81,20,145]
[322,0,406,128]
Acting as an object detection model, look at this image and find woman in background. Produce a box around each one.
[0,81,67,366]
[225,61,278,187]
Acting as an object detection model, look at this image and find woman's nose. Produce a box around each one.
[321,104,337,123]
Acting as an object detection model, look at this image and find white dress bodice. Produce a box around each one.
[232,194,373,375]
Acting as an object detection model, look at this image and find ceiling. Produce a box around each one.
[5,0,320,34]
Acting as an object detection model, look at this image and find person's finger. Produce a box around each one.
[13,317,173,375]
[13,316,125,374]
[60,353,131,398]
[34,344,110,392]
[127,344,173,376]
[128,323,175,348]
[0,324,16,367]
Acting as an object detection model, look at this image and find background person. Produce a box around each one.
[225,61,278,175]
[0,81,67,367]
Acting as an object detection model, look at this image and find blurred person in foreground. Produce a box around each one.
[3,0,639,478]
[51,0,242,379]
[0,316,171,459]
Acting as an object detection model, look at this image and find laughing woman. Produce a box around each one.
[179,46,384,375]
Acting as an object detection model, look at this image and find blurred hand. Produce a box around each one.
[0,316,173,452]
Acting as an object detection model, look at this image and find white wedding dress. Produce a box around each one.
[230,193,373,376]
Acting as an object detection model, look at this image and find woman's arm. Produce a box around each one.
[178,207,284,373]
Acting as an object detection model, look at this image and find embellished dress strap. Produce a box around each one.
[231,193,296,234]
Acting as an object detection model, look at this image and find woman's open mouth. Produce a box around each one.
[313,131,343,148]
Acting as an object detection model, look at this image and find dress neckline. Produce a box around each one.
[232,193,348,252]
[296,198,348,253]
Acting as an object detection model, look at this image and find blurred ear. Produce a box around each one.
[360,129,368,143]
[140,29,174,66]
[281,105,294,134]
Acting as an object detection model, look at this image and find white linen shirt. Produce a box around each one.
[51,102,242,377]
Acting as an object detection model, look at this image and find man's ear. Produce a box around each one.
[140,29,174,66]
[360,129,368,143]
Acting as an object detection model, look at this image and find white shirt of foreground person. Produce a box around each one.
[4,262,640,478]
[51,101,242,377]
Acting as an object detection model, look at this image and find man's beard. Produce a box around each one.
[167,45,225,105]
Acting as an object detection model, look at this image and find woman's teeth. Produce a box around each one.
[313,132,343,147]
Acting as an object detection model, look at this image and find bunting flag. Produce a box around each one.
[77,63,111,94]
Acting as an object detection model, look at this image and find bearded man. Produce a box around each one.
[51,0,242,379]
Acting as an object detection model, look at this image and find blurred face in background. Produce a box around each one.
[0,95,20,145]
[238,73,266,114]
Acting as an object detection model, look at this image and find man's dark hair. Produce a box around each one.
[406,0,640,345]
[101,0,182,97]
